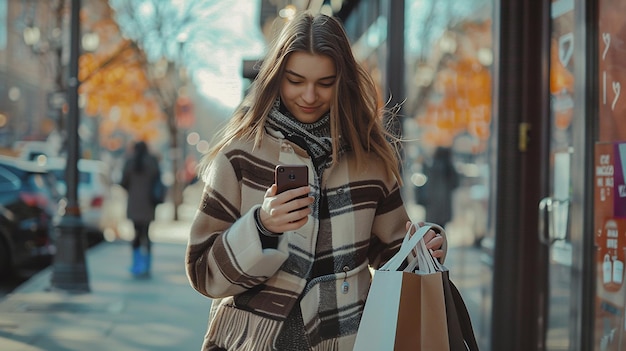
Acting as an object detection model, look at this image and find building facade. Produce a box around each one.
[337,0,625,350]
[0,0,62,151]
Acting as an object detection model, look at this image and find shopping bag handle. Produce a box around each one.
[414,235,445,273]
[403,224,446,273]
[380,222,443,272]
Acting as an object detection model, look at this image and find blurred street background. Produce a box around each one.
[0,0,505,350]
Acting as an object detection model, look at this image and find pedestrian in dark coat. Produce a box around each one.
[120,140,161,277]
[424,147,459,227]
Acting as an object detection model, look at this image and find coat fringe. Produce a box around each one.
[312,338,340,351]
[205,305,283,351]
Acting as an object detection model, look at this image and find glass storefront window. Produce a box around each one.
[403,0,493,215]
[403,0,493,236]
[403,1,494,349]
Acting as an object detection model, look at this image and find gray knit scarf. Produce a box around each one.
[265,103,335,176]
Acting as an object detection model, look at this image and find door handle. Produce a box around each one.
[539,197,553,245]
[538,196,570,245]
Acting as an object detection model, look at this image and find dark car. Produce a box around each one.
[0,156,60,277]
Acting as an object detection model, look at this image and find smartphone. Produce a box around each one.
[275,165,309,195]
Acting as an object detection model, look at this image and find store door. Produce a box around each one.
[541,1,582,350]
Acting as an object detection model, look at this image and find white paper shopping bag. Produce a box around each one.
[354,224,450,351]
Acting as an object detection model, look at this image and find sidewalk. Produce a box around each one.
[0,215,212,351]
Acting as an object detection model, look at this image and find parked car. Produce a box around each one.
[44,157,114,246]
[0,156,60,277]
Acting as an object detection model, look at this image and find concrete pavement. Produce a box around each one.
[0,214,212,351]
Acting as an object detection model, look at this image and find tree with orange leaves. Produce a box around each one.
[87,0,263,220]
[78,1,166,148]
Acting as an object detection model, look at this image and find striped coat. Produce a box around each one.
[186,128,418,350]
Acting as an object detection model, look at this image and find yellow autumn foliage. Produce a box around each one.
[78,2,166,147]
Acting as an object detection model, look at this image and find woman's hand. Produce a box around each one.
[406,221,445,259]
[259,184,314,234]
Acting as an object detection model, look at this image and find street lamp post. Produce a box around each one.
[173,34,188,221]
[50,0,89,293]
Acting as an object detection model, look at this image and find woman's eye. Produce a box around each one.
[319,82,334,87]
[287,79,302,85]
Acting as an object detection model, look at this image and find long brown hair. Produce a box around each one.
[200,11,402,183]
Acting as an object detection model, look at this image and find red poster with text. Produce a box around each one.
[595,142,626,349]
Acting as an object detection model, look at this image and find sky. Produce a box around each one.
[109,0,266,113]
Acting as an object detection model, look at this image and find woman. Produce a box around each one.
[121,140,161,277]
[186,11,446,350]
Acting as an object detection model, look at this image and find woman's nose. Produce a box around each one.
[302,84,316,103]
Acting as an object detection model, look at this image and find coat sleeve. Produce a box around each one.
[185,152,289,298]
[367,180,411,269]
[367,180,447,269]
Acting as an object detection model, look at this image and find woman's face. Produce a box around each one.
[279,52,336,124]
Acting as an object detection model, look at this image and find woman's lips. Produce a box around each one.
[298,105,318,113]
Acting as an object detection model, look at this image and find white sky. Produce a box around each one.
[110,0,266,111]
